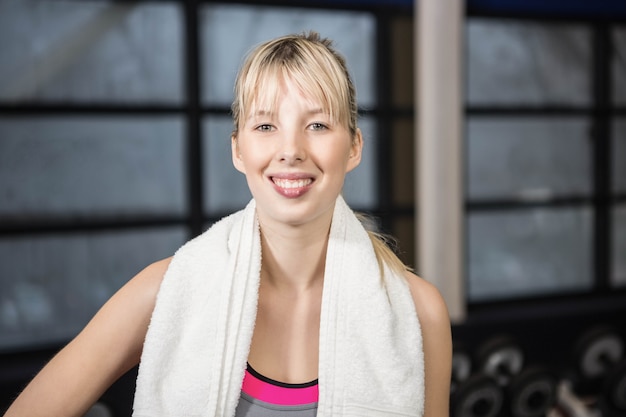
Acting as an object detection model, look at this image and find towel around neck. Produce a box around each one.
[133,196,424,417]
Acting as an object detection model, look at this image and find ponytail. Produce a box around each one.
[355,213,412,278]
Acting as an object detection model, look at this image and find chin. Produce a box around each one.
[258,201,334,228]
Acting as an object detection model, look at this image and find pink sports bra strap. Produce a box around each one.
[242,364,319,406]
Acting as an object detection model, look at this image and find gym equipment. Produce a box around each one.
[573,326,623,382]
[506,367,558,417]
[450,345,504,417]
[476,336,524,387]
[572,326,626,417]
[476,335,557,417]
[451,373,504,417]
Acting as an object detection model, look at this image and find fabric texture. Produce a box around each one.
[133,196,424,417]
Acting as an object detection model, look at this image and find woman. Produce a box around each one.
[4,32,451,417]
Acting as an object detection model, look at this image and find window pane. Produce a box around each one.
[0,117,186,219]
[614,27,626,106]
[202,116,378,214]
[614,205,626,288]
[0,0,183,103]
[0,227,186,350]
[467,117,592,200]
[468,207,593,301]
[467,19,591,106]
[199,4,376,108]
[203,116,251,214]
[614,118,626,193]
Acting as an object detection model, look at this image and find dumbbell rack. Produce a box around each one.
[450,323,626,417]
[451,336,558,417]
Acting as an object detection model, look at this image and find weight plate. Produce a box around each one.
[451,374,504,417]
[579,333,623,379]
[477,336,524,385]
[508,367,557,417]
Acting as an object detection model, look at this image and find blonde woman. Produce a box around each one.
[5,32,451,417]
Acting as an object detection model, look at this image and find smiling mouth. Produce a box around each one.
[271,178,313,189]
[270,177,314,198]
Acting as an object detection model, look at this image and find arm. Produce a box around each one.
[406,271,453,417]
[4,257,171,417]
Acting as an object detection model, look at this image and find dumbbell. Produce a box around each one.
[572,326,626,417]
[476,336,557,417]
[450,345,504,417]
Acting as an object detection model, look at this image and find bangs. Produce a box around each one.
[234,41,352,131]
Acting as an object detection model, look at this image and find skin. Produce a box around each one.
[4,75,451,417]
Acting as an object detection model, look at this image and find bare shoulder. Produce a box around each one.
[404,271,452,416]
[76,256,174,369]
[79,256,174,351]
[134,257,172,288]
[403,270,450,329]
[103,257,172,315]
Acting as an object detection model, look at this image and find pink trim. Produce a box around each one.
[242,368,319,406]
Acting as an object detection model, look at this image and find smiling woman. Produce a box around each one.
[3,32,451,417]
[232,75,361,227]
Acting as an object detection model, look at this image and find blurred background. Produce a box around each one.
[0,0,624,416]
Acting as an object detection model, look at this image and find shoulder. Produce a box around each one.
[403,271,450,333]
[138,257,173,282]
[403,273,452,415]
[101,257,172,317]
[125,257,172,300]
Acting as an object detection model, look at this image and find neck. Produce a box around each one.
[258,213,332,293]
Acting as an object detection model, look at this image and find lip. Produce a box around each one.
[268,173,315,198]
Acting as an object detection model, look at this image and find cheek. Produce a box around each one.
[237,144,269,174]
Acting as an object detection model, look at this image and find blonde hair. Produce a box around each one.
[232,32,356,137]
[232,31,411,277]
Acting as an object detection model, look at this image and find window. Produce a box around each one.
[465,17,626,302]
[0,0,383,350]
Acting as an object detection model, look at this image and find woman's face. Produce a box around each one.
[232,76,362,228]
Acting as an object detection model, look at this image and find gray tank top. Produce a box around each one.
[235,392,317,417]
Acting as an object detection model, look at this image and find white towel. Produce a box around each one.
[133,196,424,417]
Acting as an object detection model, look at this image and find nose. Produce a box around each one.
[276,132,306,164]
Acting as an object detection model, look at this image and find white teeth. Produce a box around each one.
[273,178,312,189]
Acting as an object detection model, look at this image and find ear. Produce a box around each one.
[346,128,363,173]
[231,135,246,174]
